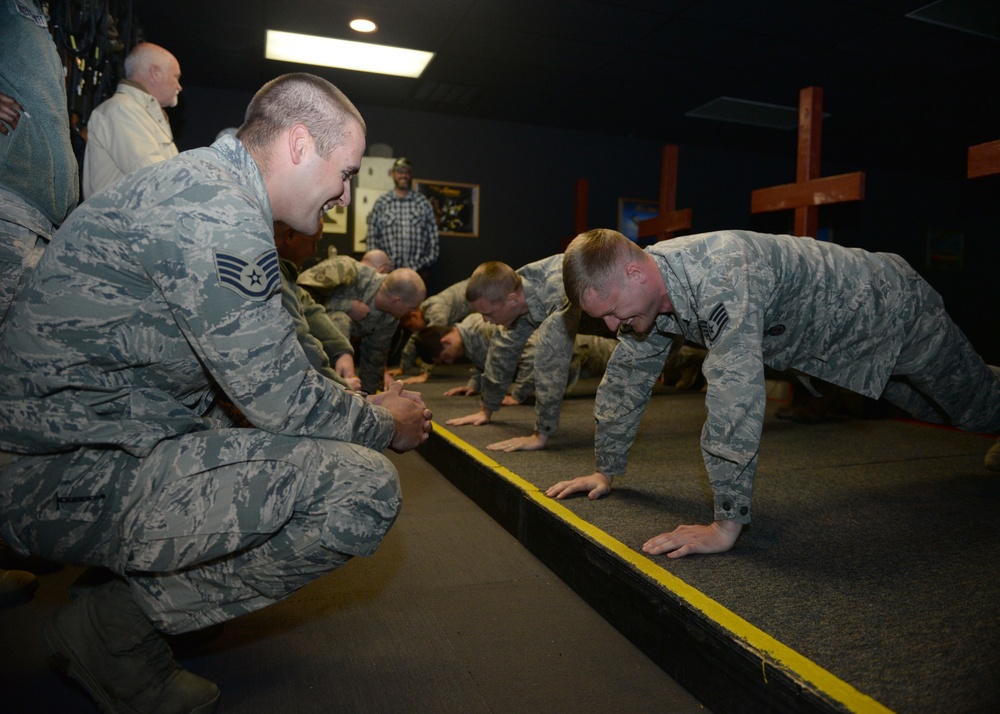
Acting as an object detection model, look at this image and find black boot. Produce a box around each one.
[44,578,220,714]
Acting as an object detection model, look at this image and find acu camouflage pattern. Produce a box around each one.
[285,260,354,366]
[466,321,617,401]
[597,230,1000,524]
[0,135,398,631]
[278,256,353,388]
[399,278,472,372]
[0,187,53,327]
[480,254,606,435]
[456,312,537,402]
[421,278,473,326]
[297,256,397,394]
[2,428,399,633]
[570,334,618,380]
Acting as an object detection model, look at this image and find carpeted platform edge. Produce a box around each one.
[418,425,894,714]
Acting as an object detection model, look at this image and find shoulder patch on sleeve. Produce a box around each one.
[214,249,281,301]
[698,302,730,343]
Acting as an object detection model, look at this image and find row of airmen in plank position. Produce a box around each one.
[291,215,1000,561]
[3,71,1000,712]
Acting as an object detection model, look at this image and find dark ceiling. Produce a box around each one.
[131,0,1000,173]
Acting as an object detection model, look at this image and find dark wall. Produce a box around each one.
[174,85,1000,363]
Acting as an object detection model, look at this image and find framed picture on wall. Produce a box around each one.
[322,205,348,234]
[617,198,659,243]
[413,179,480,237]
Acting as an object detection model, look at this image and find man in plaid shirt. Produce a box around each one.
[366,157,439,277]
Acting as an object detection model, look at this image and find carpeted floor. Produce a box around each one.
[416,363,1000,714]
[0,449,708,714]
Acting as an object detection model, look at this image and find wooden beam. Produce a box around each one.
[752,173,866,213]
[794,87,823,237]
[968,139,1000,179]
[750,87,865,238]
[561,178,590,251]
[797,87,823,182]
[657,145,680,213]
[637,209,693,238]
[636,145,692,242]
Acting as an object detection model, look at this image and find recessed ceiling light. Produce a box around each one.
[265,30,434,78]
[686,97,803,130]
[350,19,377,33]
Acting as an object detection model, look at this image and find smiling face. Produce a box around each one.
[391,165,412,193]
[290,119,365,235]
[579,268,661,336]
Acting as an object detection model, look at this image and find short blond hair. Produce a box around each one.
[562,229,644,305]
[465,261,521,304]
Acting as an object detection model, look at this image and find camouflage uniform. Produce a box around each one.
[278,256,354,389]
[1,0,80,328]
[0,136,400,634]
[399,279,471,373]
[456,312,536,402]
[297,256,397,394]
[462,315,616,399]
[571,334,618,382]
[596,230,1000,524]
[480,254,607,435]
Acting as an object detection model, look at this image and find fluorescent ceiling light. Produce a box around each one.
[265,30,433,78]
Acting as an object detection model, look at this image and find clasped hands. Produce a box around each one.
[368,380,433,452]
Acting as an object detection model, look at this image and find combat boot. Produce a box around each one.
[44,577,220,714]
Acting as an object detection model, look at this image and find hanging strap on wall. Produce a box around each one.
[48,0,140,128]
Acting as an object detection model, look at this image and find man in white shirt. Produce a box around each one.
[82,42,182,198]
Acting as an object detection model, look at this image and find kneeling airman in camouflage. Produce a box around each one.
[0,74,432,713]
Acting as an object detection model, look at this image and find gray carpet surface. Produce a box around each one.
[418,364,1000,714]
[1,449,707,713]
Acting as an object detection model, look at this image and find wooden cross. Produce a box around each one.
[968,139,1000,179]
[560,178,590,251]
[636,145,692,242]
[751,86,865,238]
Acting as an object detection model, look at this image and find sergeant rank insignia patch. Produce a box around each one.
[214,249,281,301]
[698,302,730,343]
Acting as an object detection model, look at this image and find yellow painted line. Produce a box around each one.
[433,424,893,714]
